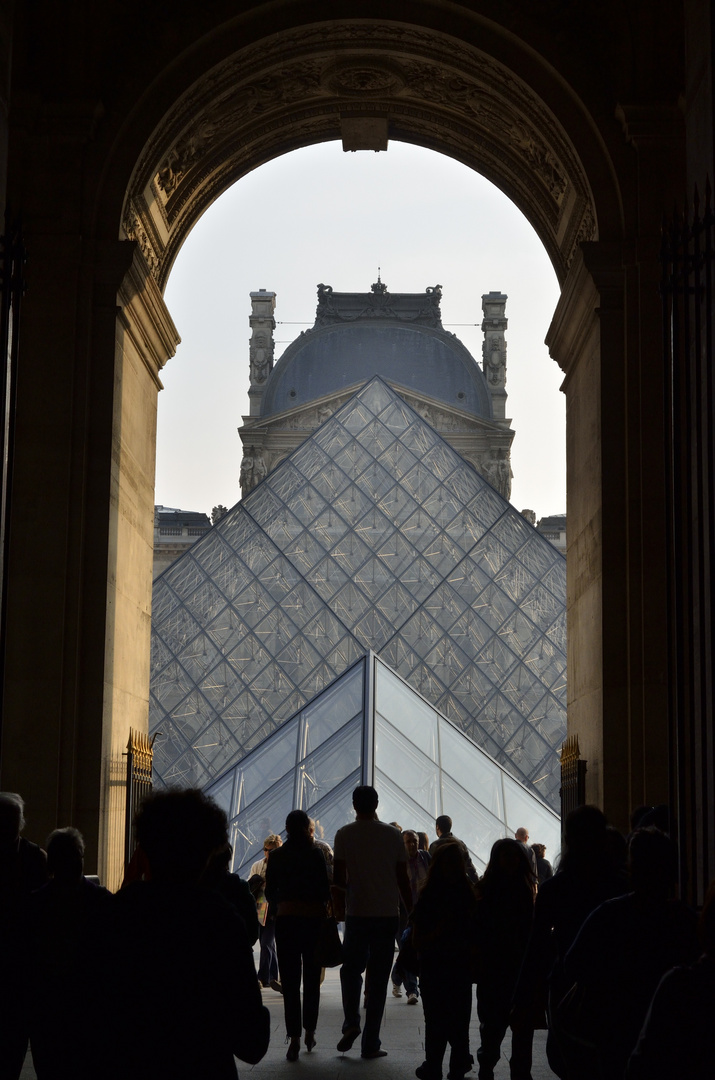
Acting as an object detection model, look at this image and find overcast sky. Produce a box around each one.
[157,141,564,521]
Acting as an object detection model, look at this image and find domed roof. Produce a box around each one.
[259,283,493,419]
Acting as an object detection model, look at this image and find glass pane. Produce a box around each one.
[298,718,363,810]
[374,767,438,838]
[237,716,300,808]
[440,772,506,869]
[438,717,504,819]
[299,661,365,753]
[375,661,439,760]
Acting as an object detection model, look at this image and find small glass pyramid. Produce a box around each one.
[150,378,566,808]
[204,654,562,877]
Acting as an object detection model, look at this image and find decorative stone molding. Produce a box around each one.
[314,280,443,329]
[124,21,596,288]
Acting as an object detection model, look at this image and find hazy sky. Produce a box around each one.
[158,141,564,521]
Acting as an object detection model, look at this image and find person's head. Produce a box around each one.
[423,839,468,890]
[403,830,418,858]
[531,843,546,860]
[390,822,402,831]
[263,833,282,857]
[0,793,25,844]
[285,809,311,842]
[514,827,529,843]
[481,837,535,895]
[352,785,379,817]
[46,827,85,885]
[560,804,608,872]
[628,826,678,898]
[134,788,228,884]
[435,814,452,838]
[417,831,429,851]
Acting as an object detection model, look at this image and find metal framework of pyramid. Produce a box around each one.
[150,378,566,809]
[205,653,562,877]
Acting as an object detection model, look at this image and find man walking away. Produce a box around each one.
[430,815,478,884]
[332,786,412,1059]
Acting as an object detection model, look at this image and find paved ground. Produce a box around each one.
[20,959,555,1079]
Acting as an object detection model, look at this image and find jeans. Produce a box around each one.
[275,915,323,1037]
[257,917,278,984]
[340,915,398,1054]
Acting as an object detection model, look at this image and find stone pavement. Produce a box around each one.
[20,961,555,1079]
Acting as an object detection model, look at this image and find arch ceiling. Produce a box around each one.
[122,20,597,290]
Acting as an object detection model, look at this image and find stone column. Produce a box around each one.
[247,289,276,417]
[481,291,508,421]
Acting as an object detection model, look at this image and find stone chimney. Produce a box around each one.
[248,289,276,417]
[481,291,508,421]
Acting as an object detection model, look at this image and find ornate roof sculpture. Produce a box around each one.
[150,378,566,810]
[238,283,514,502]
[205,653,561,877]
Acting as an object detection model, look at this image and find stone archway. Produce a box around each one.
[121,22,598,288]
[1,2,686,888]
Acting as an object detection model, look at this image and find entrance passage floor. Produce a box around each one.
[20,962,554,1079]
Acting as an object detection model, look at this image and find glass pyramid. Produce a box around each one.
[205,654,562,877]
[150,377,566,808]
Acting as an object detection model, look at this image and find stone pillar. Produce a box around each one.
[481,292,508,421]
[247,289,276,417]
[547,238,672,835]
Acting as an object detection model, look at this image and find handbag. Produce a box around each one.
[314,915,343,967]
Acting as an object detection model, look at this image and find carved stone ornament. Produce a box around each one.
[126,21,596,285]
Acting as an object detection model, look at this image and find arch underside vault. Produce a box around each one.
[122,21,596,289]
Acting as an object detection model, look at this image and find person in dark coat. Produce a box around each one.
[0,792,47,1080]
[412,839,479,1080]
[265,809,330,1061]
[564,827,700,1080]
[627,877,715,1080]
[530,843,552,886]
[203,842,260,946]
[107,788,270,1080]
[511,805,627,1080]
[26,828,111,1080]
[474,838,536,1080]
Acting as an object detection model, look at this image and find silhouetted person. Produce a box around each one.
[429,815,478,883]
[26,828,111,1079]
[627,877,715,1079]
[249,833,282,990]
[511,805,627,1080]
[514,828,538,878]
[0,793,47,1080]
[530,843,552,886]
[108,788,270,1080]
[203,842,260,946]
[474,839,536,1080]
[332,785,412,1058]
[564,827,700,1080]
[265,809,330,1060]
[412,840,479,1080]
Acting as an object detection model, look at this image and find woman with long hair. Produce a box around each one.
[265,809,331,1061]
[474,838,536,1080]
[411,838,479,1080]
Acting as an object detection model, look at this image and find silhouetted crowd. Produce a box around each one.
[0,787,713,1080]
